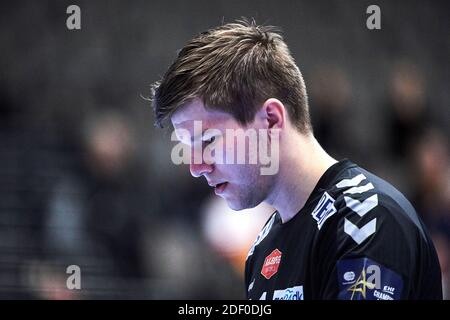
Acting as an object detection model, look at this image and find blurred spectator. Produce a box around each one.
[384,61,430,160]
[41,111,156,298]
[410,128,450,299]
[432,232,450,300]
[200,196,275,274]
[143,219,245,299]
[309,64,354,159]
[411,128,450,233]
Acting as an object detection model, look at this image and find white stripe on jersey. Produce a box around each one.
[336,174,366,188]
[343,183,374,195]
[344,217,377,245]
[344,194,378,217]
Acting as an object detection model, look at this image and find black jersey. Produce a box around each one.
[245,159,442,300]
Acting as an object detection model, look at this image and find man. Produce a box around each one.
[150,20,442,300]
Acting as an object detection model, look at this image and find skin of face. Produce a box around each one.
[171,98,278,211]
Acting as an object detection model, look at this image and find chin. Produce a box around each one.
[224,198,248,211]
[225,197,260,212]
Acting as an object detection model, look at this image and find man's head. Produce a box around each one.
[151,19,313,210]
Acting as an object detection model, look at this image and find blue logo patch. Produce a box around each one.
[311,192,337,229]
[337,257,403,300]
[273,286,304,300]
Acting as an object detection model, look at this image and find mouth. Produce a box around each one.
[213,182,228,195]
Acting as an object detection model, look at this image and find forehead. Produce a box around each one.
[171,98,233,129]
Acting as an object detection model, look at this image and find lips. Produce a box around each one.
[214,182,228,195]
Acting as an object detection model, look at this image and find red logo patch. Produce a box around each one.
[261,249,282,280]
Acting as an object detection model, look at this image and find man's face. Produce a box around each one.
[171,98,276,211]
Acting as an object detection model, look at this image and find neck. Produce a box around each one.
[266,134,337,223]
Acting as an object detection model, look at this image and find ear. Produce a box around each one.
[260,98,286,130]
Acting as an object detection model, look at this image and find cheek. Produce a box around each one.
[215,163,253,181]
[236,165,261,185]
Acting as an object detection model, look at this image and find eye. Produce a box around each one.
[204,136,216,145]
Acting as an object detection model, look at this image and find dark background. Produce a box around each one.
[0,0,448,299]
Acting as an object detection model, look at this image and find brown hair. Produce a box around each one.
[151,19,312,133]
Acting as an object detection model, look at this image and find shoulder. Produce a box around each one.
[314,164,428,256]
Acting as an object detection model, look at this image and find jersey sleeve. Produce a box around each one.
[314,192,426,300]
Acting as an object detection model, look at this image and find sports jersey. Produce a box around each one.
[245,159,442,300]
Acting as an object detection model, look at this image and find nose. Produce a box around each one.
[189,143,214,178]
[190,162,213,178]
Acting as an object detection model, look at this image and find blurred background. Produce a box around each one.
[0,0,448,299]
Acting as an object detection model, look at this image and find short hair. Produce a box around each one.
[150,19,312,133]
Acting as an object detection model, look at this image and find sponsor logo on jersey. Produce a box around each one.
[273,285,304,300]
[337,257,403,300]
[344,271,355,282]
[261,249,282,280]
[373,287,396,300]
[311,192,337,229]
